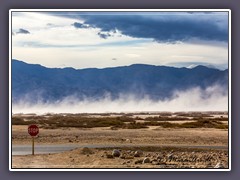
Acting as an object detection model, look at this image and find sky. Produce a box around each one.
[11,11,229,70]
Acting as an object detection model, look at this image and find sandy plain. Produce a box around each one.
[11,112,229,169]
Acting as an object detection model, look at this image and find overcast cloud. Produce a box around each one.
[11,11,229,69]
[74,14,228,42]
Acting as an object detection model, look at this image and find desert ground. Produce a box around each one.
[11,112,229,169]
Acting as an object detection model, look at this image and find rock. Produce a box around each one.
[112,149,121,157]
[120,155,126,159]
[159,162,167,165]
[205,165,213,168]
[152,160,159,165]
[126,139,132,143]
[125,156,134,159]
[81,147,93,155]
[214,162,225,168]
[159,165,166,168]
[167,153,173,161]
[157,155,163,160]
[135,159,143,164]
[106,154,114,159]
[134,150,143,157]
[143,157,151,164]
[167,153,173,158]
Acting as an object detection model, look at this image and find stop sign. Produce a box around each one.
[28,124,39,136]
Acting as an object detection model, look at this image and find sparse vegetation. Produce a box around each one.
[122,122,148,129]
[179,120,228,129]
[12,113,228,129]
[145,116,189,121]
[12,117,36,125]
[144,119,228,129]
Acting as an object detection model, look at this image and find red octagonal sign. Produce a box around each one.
[28,124,39,136]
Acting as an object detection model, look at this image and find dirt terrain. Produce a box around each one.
[11,112,229,169]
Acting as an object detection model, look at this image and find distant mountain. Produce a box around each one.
[12,59,228,103]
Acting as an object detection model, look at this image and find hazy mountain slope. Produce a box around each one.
[12,60,228,103]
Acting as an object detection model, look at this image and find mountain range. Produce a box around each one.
[12,59,228,103]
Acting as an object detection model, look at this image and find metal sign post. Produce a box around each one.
[32,136,35,155]
[28,124,39,155]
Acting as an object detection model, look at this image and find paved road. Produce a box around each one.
[12,144,228,156]
[12,144,120,155]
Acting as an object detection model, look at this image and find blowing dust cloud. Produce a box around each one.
[12,85,228,115]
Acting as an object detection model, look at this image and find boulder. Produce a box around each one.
[112,149,121,157]
[143,157,151,164]
[134,150,143,157]
[214,162,225,168]
[126,139,132,143]
[167,153,173,161]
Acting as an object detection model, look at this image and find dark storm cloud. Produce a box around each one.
[44,11,228,42]
[97,32,112,39]
[73,22,113,39]
[17,28,30,34]
[75,14,228,43]
[72,22,89,29]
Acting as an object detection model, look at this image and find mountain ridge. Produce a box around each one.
[13,59,228,71]
[12,59,228,103]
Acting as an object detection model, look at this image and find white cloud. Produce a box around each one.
[11,12,228,69]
